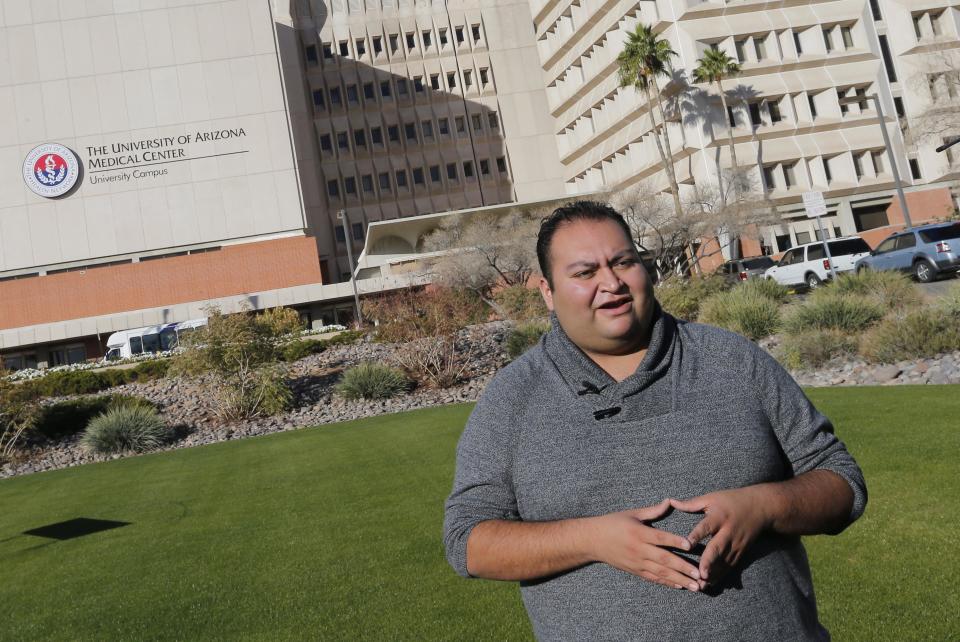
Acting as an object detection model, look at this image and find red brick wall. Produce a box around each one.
[861,187,955,248]
[0,236,323,330]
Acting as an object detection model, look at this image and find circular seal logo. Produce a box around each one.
[22,143,80,198]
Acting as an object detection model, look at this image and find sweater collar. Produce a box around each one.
[543,302,677,402]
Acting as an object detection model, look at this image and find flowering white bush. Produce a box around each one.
[4,350,179,382]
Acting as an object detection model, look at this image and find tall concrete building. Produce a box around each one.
[530,0,960,261]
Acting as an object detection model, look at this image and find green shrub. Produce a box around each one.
[738,277,789,303]
[80,405,169,454]
[698,290,781,340]
[782,293,884,335]
[34,395,155,441]
[493,285,548,321]
[129,359,171,381]
[655,275,730,321]
[776,330,859,371]
[505,322,551,359]
[859,308,960,364]
[281,339,327,362]
[321,329,365,346]
[823,270,924,311]
[335,362,410,400]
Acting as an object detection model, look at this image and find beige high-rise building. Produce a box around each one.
[530,0,960,260]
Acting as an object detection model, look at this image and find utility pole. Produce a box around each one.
[337,209,363,327]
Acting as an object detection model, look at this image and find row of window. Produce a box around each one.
[761,151,890,191]
[325,157,509,200]
[310,66,493,114]
[304,23,485,66]
[318,112,500,156]
[723,87,873,130]
[912,10,949,42]
[724,23,855,64]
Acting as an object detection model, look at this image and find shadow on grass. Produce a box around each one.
[22,517,130,541]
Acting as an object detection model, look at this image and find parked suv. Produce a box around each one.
[764,237,872,289]
[717,256,776,284]
[853,222,960,282]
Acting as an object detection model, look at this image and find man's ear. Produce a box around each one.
[538,276,555,312]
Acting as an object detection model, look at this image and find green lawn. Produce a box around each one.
[1,386,957,641]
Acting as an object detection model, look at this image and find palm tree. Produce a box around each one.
[693,47,742,172]
[617,24,683,225]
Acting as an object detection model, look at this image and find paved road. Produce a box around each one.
[918,272,959,299]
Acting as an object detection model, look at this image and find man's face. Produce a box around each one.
[539,218,655,356]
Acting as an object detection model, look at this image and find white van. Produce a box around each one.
[764,237,872,289]
[103,318,207,361]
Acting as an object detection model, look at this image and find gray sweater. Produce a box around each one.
[444,309,867,641]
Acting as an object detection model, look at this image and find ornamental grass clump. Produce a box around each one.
[655,275,730,321]
[738,277,789,304]
[505,321,551,359]
[80,405,168,455]
[859,308,960,364]
[698,289,781,340]
[782,292,884,335]
[335,362,410,401]
[776,329,859,371]
[826,270,924,311]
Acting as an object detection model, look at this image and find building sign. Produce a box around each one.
[22,143,80,198]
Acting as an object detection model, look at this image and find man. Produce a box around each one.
[443,201,866,641]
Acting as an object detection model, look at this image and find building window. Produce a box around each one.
[871,150,884,174]
[734,39,747,63]
[472,113,483,131]
[439,28,448,46]
[339,41,349,56]
[305,44,318,64]
[337,132,349,150]
[344,176,357,195]
[406,32,416,50]
[354,129,366,147]
[438,117,450,136]
[312,89,325,109]
[932,12,944,36]
[346,84,359,104]
[413,167,425,185]
[869,0,882,21]
[464,69,473,89]
[396,169,408,188]
[793,31,803,55]
[768,100,782,124]
[322,44,333,60]
[380,80,392,98]
[330,87,342,106]
[361,174,374,193]
[447,72,457,88]
[727,106,736,127]
[762,165,776,190]
[430,74,440,90]
[909,158,921,179]
[853,154,864,179]
[319,133,332,151]
[913,14,923,40]
[455,116,466,134]
[824,157,833,183]
[878,35,897,82]
[372,36,383,55]
[488,112,499,129]
[841,26,853,49]
[463,160,474,178]
[893,96,905,118]
[480,68,490,86]
[387,125,400,142]
[396,79,408,96]
[807,94,817,119]
[422,30,432,48]
[414,76,424,92]
[783,162,797,188]
[496,157,507,174]
[471,24,481,43]
[404,122,417,141]
[379,172,391,190]
[356,38,366,56]
[455,26,465,44]
[753,36,767,61]
[795,230,812,245]
[352,222,364,240]
[749,102,762,126]
[422,120,434,138]
[446,162,458,180]
[822,28,833,53]
[371,126,383,145]
[429,165,441,183]
[389,34,399,53]
[335,225,345,242]
[327,179,339,198]
[363,82,375,101]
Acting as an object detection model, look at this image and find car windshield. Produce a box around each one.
[919,224,960,243]
[828,238,871,256]
[742,257,774,270]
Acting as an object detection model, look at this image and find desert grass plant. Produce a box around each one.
[33,395,155,441]
[739,277,789,303]
[505,321,551,359]
[776,329,859,371]
[0,369,38,463]
[493,285,548,321]
[655,275,730,321]
[173,305,303,420]
[80,405,168,455]
[859,308,960,364]
[698,289,781,340]
[782,292,884,335]
[335,363,410,401]
[825,270,924,311]
[937,281,960,317]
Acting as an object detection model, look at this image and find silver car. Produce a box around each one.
[853,222,960,282]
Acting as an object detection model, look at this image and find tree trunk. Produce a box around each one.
[648,80,684,222]
[717,77,741,260]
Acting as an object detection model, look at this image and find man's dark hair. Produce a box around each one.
[537,200,634,287]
